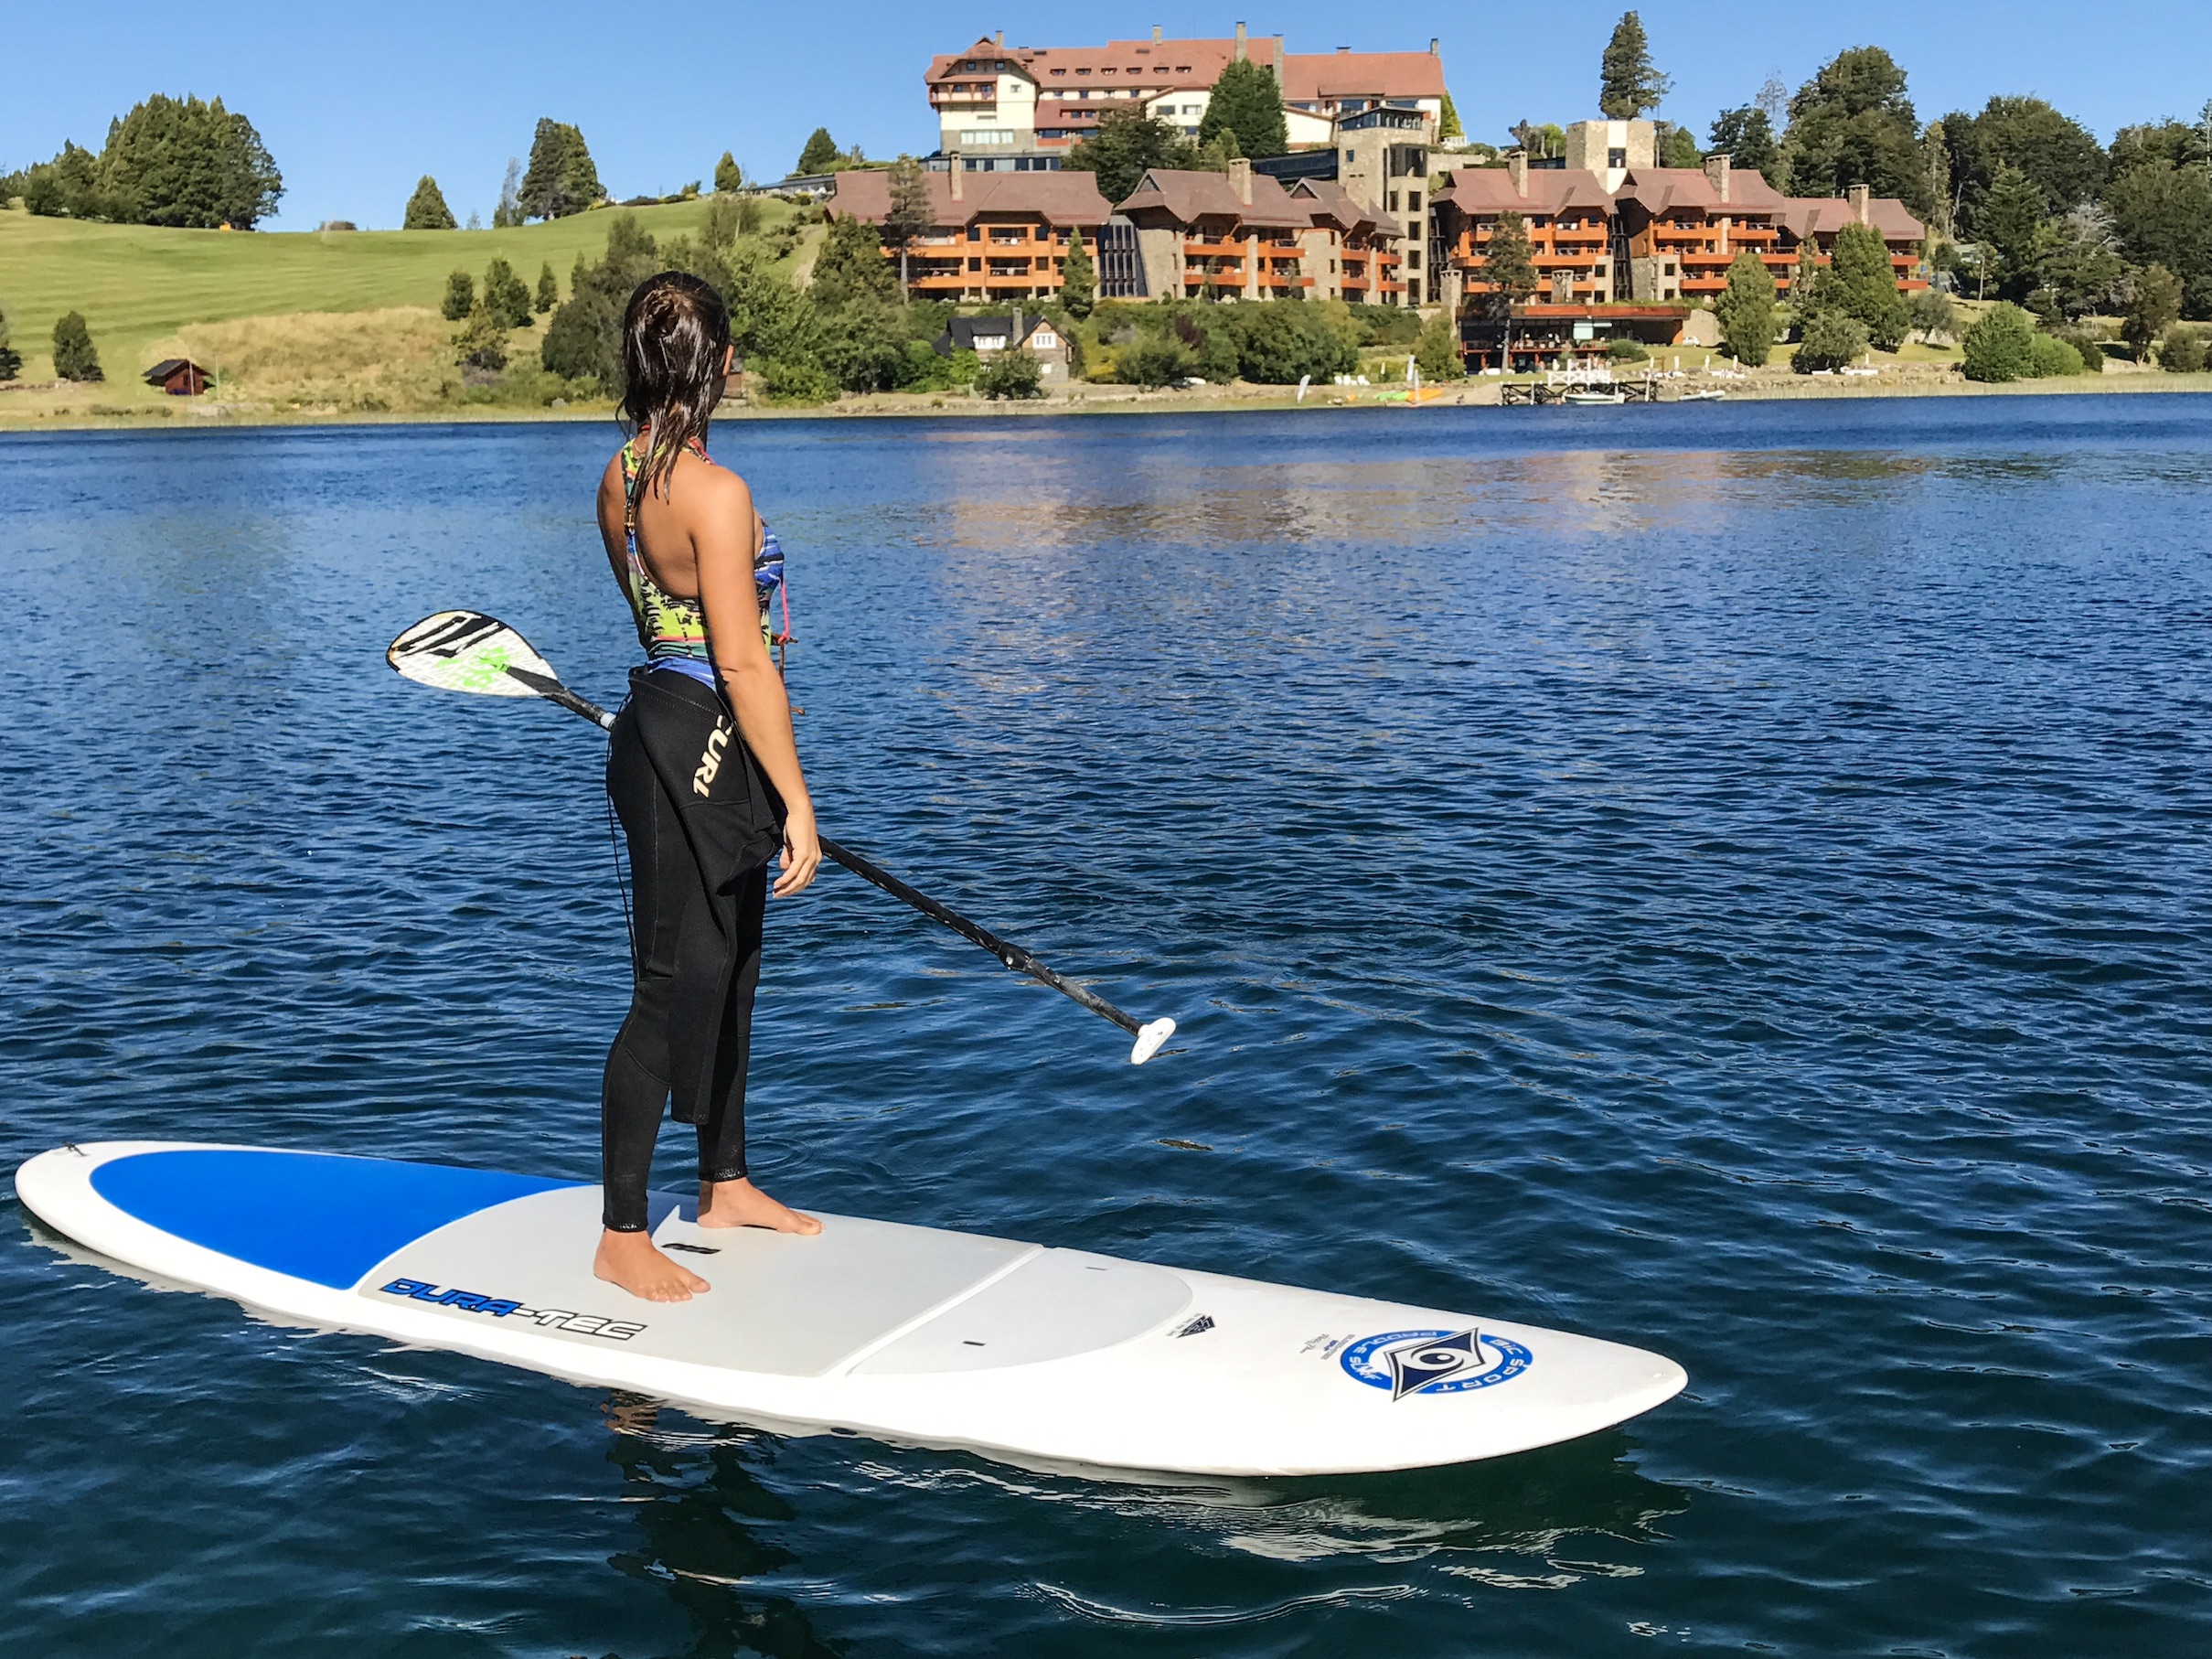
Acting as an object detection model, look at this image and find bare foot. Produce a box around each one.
[594,1229,712,1302]
[698,1176,822,1235]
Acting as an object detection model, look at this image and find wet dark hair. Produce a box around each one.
[619,271,732,499]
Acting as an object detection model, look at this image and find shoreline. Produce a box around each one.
[5,367,2209,433]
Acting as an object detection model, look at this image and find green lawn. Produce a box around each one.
[0,198,790,392]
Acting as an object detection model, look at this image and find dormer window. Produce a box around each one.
[1076,68,1090,76]
[1051,68,1065,75]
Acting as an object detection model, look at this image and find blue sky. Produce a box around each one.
[7,2,2207,230]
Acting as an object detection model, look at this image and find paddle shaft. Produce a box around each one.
[508,666,1144,1039]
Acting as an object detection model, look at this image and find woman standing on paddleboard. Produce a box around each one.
[594,271,821,1303]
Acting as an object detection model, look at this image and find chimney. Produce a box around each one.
[1847,183,1871,225]
[948,153,963,200]
[1234,20,1246,60]
[1507,149,1528,197]
[1152,23,1162,41]
[1704,152,1730,202]
[993,29,1003,47]
[1429,37,1439,54]
[1337,45,1349,53]
[1229,156,1254,204]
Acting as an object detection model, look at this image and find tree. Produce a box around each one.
[2028,332,2084,376]
[1483,209,1539,367]
[1972,165,2050,301]
[536,262,559,314]
[715,152,743,195]
[1199,58,1288,160]
[1960,302,2037,380]
[1598,13,1670,121]
[453,303,508,373]
[1439,92,1463,143]
[1907,288,1955,343]
[796,128,842,176]
[1414,312,1465,380]
[1708,107,1782,187]
[1234,305,1357,382]
[882,155,935,296]
[491,158,523,228]
[1792,308,1867,371]
[2124,263,2184,360]
[816,298,912,392]
[404,175,456,230]
[483,257,533,328]
[0,308,21,381]
[1060,226,1095,318]
[518,120,603,219]
[1823,222,1908,349]
[1782,48,1934,217]
[1942,97,2107,233]
[52,312,102,380]
[810,213,898,309]
[2105,163,2212,317]
[976,348,1044,399]
[2108,121,2207,182]
[89,94,284,227]
[1657,123,1700,168]
[1789,239,1825,311]
[441,270,475,322]
[1063,107,1199,206]
[1714,249,1778,364]
[2034,208,2124,320]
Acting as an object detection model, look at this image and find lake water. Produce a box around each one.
[4,399,2210,1655]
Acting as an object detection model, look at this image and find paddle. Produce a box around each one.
[387,611,1178,1065]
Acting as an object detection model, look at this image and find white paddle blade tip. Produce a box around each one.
[388,611,556,699]
[1130,1018,1177,1065]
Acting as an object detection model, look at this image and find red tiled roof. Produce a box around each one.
[1430,167,1616,217]
[1777,196,1926,244]
[1287,177,1400,239]
[926,35,1279,90]
[828,168,1111,229]
[1613,166,1790,216]
[1279,50,1445,103]
[1115,166,1313,229]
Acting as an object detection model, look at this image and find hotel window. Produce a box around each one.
[1408,191,1421,211]
[1608,147,1625,168]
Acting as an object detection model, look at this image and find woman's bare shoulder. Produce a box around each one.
[676,451,755,519]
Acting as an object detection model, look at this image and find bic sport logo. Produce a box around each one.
[1340,1328,1533,1400]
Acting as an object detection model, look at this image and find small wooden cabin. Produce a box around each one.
[144,359,209,396]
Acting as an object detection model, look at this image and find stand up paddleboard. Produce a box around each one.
[16,1142,1684,1476]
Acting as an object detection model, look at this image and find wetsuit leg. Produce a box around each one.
[600,704,694,1233]
[695,862,767,1187]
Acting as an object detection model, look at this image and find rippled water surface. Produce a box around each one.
[5,399,2212,1655]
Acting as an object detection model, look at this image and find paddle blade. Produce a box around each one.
[388,612,557,700]
[1130,1018,1176,1065]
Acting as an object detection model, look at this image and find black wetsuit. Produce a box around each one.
[600,666,784,1232]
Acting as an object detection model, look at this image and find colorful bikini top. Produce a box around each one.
[619,434,790,668]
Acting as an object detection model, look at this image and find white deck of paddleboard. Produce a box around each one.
[16,1142,1685,1476]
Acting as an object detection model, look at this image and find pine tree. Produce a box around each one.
[809,213,898,309]
[1060,226,1096,318]
[1439,92,1464,143]
[0,307,21,381]
[483,257,533,328]
[1780,48,1932,216]
[404,176,456,230]
[1788,238,1825,311]
[796,128,842,176]
[882,155,935,296]
[1483,210,1539,366]
[1199,58,1289,159]
[2124,263,2183,360]
[1598,13,1671,121]
[491,159,523,228]
[1707,108,1781,187]
[1658,123,1700,167]
[94,94,284,228]
[1825,223,1908,349]
[536,262,559,313]
[1713,249,1778,365]
[1063,108,1200,206]
[52,312,102,380]
[715,152,743,194]
[519,120,602,219]
[1974,166,2051,301]
[453,302,509,373]
[442,269,476,322]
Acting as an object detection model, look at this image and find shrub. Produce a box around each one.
[1604,337,1650,360]
[1960,303,2038,381]
[2161,326,2207,373]
[483,258,533,328]
[1415,313,1466,380]
[1119,336,1195,388]
[1714,250,1778,365]
[1908,289,1956,344]
[536,263,559,314]
[816,300,909,392]
[1234,304,1356,383]
[452,304,509,372]
[977,347,1044,399]
[52,312,102,381]
[758,357,835,404]
[2123,263,2183,362]
[0,308,20,381]
[441,270,475,322]
[2027,333,2085,376]
[1791,309,1868,373]
[898,340,976,391]
[2055,327,2104,372]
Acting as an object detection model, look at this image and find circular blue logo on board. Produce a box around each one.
[1340,1329,1533,1399]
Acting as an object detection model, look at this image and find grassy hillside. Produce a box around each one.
[0,198,803,401]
